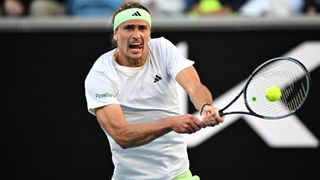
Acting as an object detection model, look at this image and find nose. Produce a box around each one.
[132,28,140,39]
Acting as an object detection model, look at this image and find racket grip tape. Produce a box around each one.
[218,110,224,116]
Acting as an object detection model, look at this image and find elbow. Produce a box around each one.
[114,136,131,149]
[99,125,132,149]
[118,142,130,149]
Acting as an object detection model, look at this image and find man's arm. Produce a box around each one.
[176,66,224,125]
[95,104,203,149]
[175,66,212,110]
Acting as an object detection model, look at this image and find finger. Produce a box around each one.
[183,124,195,134]
[203,110,212,118]
[213,110,224,123]
[196,116,207,128]
[185,117,202,133]
[189,119,202,131]
[195,120,206,128]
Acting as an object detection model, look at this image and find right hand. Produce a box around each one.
[170,114,203,134]
[200,104,224,126]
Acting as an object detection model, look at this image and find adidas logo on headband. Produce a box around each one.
[132,11,142,16]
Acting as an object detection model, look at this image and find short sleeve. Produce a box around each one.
[159,37,194,79]
[84,69,119,115]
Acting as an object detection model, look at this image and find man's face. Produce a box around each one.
[113,20,151,66]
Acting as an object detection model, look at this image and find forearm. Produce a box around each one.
[102,117,173,149]
[96,104,203,149]
[189,83,213,110]
[175,66,213,111]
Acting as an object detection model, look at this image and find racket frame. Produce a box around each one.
[218,57,311,119]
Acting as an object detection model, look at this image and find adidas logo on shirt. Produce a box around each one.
[132,11,142,16]
[153,75,162,83]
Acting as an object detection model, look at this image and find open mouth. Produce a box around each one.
[129,42,143,49]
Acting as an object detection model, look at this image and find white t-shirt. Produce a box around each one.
[85,37,194,180]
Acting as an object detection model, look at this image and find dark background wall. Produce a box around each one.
[1,18,319,180]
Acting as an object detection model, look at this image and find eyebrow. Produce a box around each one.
[123,24,148,29]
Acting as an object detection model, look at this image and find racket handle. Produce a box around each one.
[218,110,224,116]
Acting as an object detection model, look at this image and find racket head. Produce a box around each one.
[243,57,311,119]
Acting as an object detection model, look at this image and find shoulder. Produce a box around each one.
[149,37,173,47]
[148,37,177,56]
[91,49,115,72]
[85,49,116,84]
[85,49,118,88]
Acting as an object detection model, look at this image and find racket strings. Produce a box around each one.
[245,58,309,118]
[282,76,308,111]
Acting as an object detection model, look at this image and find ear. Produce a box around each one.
[113,30,118,42]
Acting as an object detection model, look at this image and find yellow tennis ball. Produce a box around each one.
[265,86,282,102]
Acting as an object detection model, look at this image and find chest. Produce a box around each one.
[115,62,177,107]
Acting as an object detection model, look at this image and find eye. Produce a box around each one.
[138,25,147,31]
[123,25,135,30]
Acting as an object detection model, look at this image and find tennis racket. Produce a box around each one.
[217,56,311,119]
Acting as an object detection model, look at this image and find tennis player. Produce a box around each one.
[84,1,224,180]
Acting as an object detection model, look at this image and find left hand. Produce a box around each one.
[199,104,224,127]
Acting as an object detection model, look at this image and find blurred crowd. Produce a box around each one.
[0,0,319,18]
